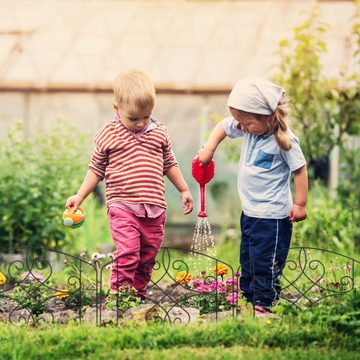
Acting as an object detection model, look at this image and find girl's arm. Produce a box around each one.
[198,122,227,165]
[289,165,308,222]
[165,166,193,215]
[65,170,102,212]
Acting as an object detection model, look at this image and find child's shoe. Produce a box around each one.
[254,305,274,317]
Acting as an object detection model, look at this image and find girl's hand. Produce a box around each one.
[181,190,193,215]
[289,204,307,222]
[65,194,84,213]
[197,146,214,166]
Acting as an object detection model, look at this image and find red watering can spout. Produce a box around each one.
[192,157,215,217]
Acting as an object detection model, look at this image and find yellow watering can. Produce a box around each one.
[63,207,86,228]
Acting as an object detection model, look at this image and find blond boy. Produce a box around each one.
[66,69,193,297]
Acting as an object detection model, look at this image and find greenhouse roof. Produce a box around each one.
[0,0,355,93]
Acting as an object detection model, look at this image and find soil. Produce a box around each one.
[0,283,201,325]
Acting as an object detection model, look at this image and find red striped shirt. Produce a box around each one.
[88,118,178,208]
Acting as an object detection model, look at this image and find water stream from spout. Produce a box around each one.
[189,216,217,277]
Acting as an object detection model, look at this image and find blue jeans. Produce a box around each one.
[240,212,292,307]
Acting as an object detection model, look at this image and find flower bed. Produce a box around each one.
[0,247,358,325]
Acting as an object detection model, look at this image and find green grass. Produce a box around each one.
[0,291,358,359]
[0,343,357,360]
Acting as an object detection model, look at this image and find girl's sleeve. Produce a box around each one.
[222,117,244,138]
[281,135,307,172]
[163,130,178,174]
[88,127,109,180]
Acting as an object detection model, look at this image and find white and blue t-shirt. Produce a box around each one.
[222,117,306,219]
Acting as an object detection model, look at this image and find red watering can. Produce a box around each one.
[192,157,215,217]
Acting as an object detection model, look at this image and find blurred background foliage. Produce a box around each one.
[0,121,88,250]
[274,5,360,183]
[199,4,360,257]
[0,4,359,259]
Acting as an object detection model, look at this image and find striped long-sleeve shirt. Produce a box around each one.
[88,118,178,208]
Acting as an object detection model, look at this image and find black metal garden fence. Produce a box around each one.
[0,246,358,325]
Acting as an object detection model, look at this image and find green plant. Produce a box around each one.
[274,6,332,181]
[12,273,50,316]
[63,286,94,310]
[0,121,88,251]
[13,285,47,316]
[274,5,360,183]
[292,183,358,254]
[59,251,113,308]
[179,292,232,315]
[106,285,143,311]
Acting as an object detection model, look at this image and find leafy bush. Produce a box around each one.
[274,5,360,182]
[0,121,88,251]
[336,147,360,251]
[292,183,359,254]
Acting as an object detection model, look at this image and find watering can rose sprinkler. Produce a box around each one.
[190,157,217,275]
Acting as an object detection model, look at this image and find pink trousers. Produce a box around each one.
[107,206,166,296]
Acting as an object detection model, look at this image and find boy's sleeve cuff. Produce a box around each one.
[88,165,105,181]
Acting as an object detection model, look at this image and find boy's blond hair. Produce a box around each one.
[113,69,156,111]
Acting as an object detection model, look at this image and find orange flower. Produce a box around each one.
[54,289,70,299]
[176,271,192,285]
[213,263,228,276]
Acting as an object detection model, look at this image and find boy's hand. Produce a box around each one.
[181,190,193,215]
[197,146,214,166]
[66,195,84,213]
[289,204,307,222]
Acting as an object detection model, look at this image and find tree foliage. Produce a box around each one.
[274,4,360,181]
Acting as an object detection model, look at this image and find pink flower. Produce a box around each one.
[204,280,226,293]
[191,279,203,288]
[226,278,236,285]
[197,284,210,292]
[225,278,238,292]
[226,292,241,305]
[208,282,216,292]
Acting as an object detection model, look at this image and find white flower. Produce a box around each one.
[311,285,320,293]
[316,276,326,284]
[91,252,99,261]
[343,263,352,272]
[91,252,105,261]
